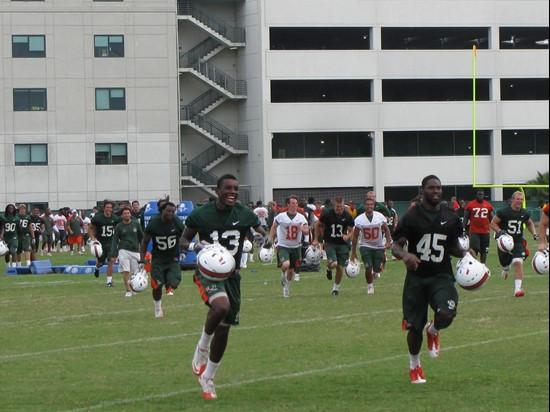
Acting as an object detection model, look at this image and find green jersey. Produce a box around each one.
[145,214,184,261]
[18,214,33,239]
[91,213,121,245]
[41,215,54,235]
[496,206,531,242]
[0,215,21,240]
[185,202,261,269]
[112,220,144,254]
[67,217,82,236]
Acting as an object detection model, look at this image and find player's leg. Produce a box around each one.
[426,275,459,358]
[360,247,375,294]
[118,250,133,297]
[479,234,490,264]
[278,247,291,297]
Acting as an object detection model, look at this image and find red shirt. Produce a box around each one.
[465,200,494,234]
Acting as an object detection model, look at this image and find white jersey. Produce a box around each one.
[253,206,269,226]
[53,214,67,231]
[354,211,387,249]
[274,212,308,248]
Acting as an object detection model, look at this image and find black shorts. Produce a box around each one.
[470,233,490,254]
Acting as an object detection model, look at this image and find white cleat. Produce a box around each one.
[198,373,217,399]
[192,345,209,376]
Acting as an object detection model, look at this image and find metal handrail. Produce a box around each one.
[193,145,226,169]
[191,59,247,97]
[181,105,248,151]
[187,90,225,113]
[179,37,222,67]
[182,161,219,186]
[178,1,246,43]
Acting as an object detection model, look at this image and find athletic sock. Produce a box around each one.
[106,276,112,284]
[428,322,439,335]
[203,360,220,380]
[409,353,421,369]
[198,328,213,349]
[514,279,523,291]
[154,300,162,311]
[332,283,340,291]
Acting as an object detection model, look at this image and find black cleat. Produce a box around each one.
[332,290,339,296]
[326,269,333,280]
[94,268,100,278]
[106,282,113,287]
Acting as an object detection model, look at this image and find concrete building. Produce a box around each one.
[1,0,548,209]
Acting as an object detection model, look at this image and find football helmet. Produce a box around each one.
[0,240,8,256]
[242,239,253,253]
[497,234,514,254]
[258,246,275,263]
[197,244,235,282]
[129,268,149,292]
[455,254,491,290]
[345,260,361,278]
[90,240,103,259]
[304,245,323,264]
[532,250,549,275]
[458,235,470,250]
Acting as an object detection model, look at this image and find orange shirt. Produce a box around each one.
[543,204,549,217]
[464,200,494,234]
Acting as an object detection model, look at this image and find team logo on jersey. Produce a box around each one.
[447,300,456,310]
[205,285,218,293]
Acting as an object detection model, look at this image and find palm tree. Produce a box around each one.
[524,171,549,200]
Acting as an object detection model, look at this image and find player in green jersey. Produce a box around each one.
[392,175,467,384]
[491,191,537,297]
[89,200,121,286]
[16,204,36,266]
[139,201,184,316]
[181,174,266,400]
[0,204,23,267]
[112,206,144,298]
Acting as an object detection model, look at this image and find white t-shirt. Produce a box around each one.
[253,206,269,226]
[53,214,67,231]
[81,217,91,234]
[274,212,308,248]
[354,211,387,249]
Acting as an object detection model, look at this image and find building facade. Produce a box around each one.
[1,0,548,209]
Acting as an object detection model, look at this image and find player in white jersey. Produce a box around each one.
[351,198,392,295]
[266,196,309,297]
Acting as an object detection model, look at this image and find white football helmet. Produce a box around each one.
[242,239,253,253]
[458,235,470,250]
[129,268,149,292]
[532,250,549,275]
[497,234,514,254]
[345,260,361,278]
[304,245,323,264]
[258,247,275,263]
[197,244,236,282]
[455,254,491,290]
[90,240,103,259]
[0,240,8,256]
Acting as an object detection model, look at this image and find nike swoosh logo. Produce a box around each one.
[232,221,239,225]
[171,229,176,232]
[440,221,447,225]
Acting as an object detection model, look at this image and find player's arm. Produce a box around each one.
[525,218,538,239]
[391,235,421,271]
[312,220,323,246]
[88,222,97,241]
[253,224,267,239]
[300,222,309,236]
[110,225,120,259]
[490,214,505,236]
[393,210,399,228]
[350,227,360,262]
[265,220,278,247]
[538,212,549,251]
[382,222,392,248]
[463,210,471,233]
[343,224,354,242]
[140,232,152,262]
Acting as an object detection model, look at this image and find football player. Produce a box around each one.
[89,200,121,286]
[491,191,538,297]
[464,190,494,263]
[312,196,354,296]
[139,201,180,312]
[351,198,392,295]
[538,202,549,252]
[181,174,265,400]
[392,175,466,384]
[0,204,23,267]
[16,204,35,266]
[268,196,309,296]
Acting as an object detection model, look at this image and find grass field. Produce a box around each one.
[1,243,548,411]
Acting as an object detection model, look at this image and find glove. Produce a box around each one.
[190,240,210,253]
[262,238,273,249]
[497,230,507,238]
[534,234,540,241]
[138,262,145,271]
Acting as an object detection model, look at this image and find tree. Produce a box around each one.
[524,171,549,201]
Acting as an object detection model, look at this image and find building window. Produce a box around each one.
[382,27,489,50]
[95,88,125,110]
[15,144,48,166]
[270,27,371,50]
[95,143,127,165]
[94,35,124,57]
[383,130,492,157]
[271,80,372,103]
[12,35,45,57]
[272,132,372,159]
[382,79,491,102]
[500,78,549,101]
[502,129,549,155]
[500,27,549,49]
[13,88,47,111]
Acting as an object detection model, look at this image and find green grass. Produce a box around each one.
[0,244,548,411]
